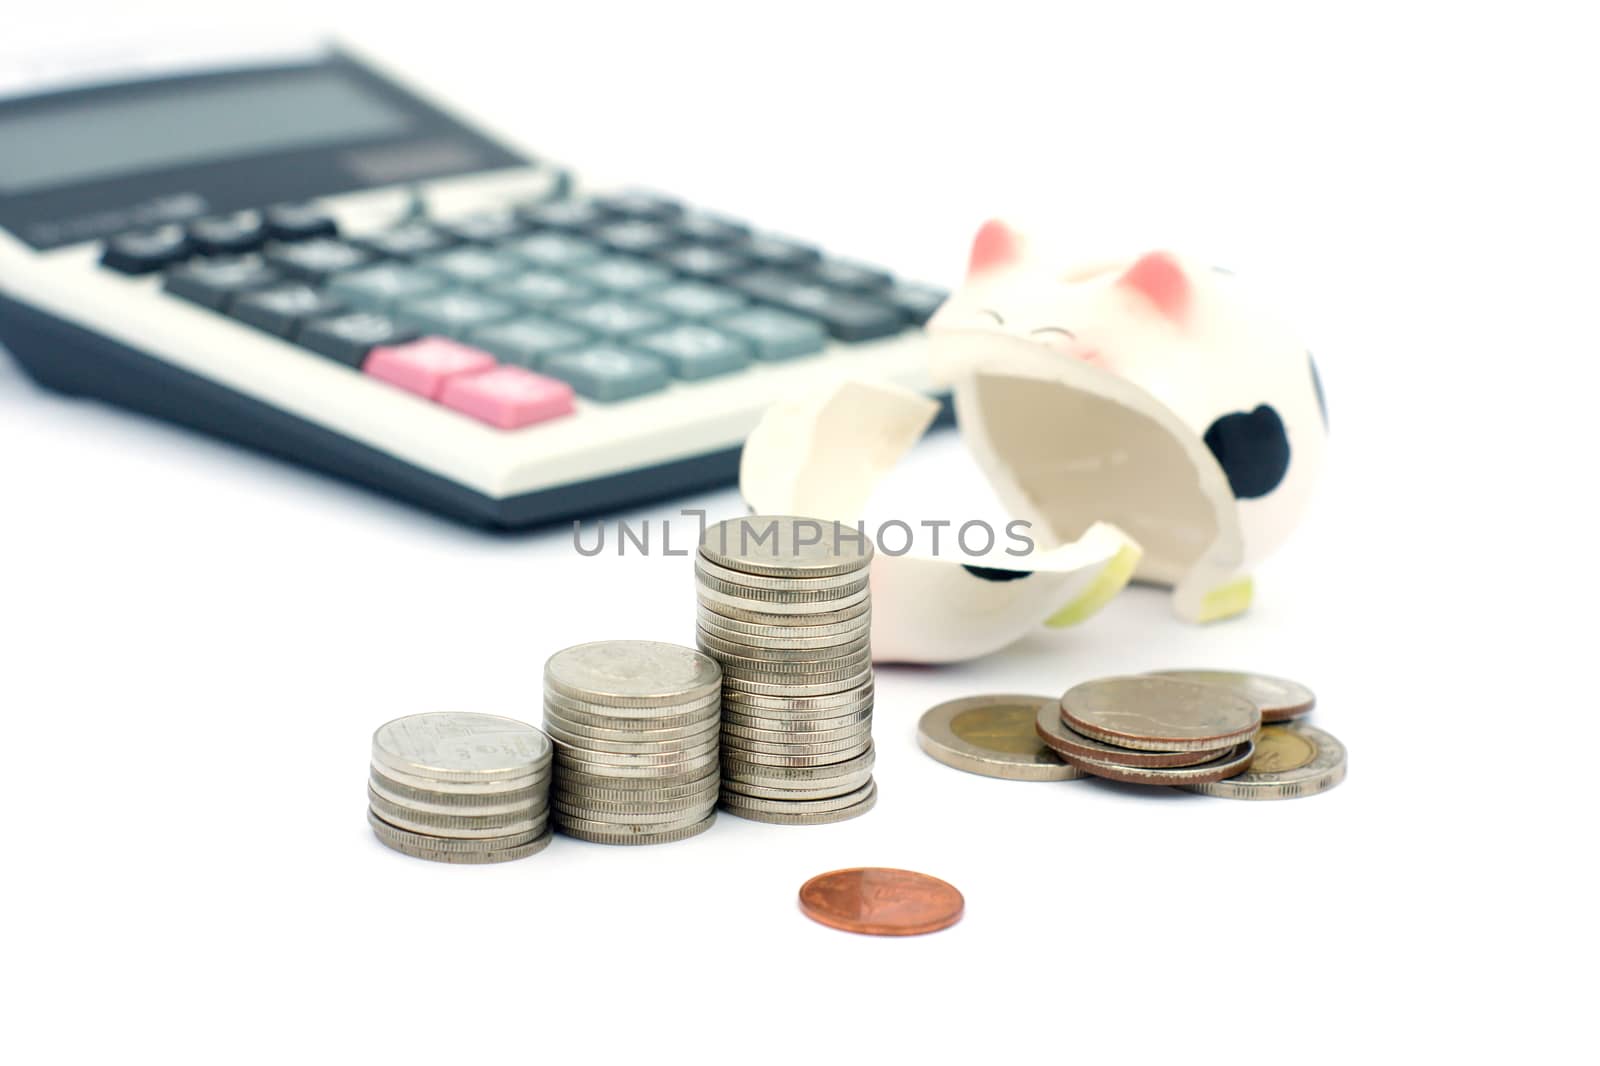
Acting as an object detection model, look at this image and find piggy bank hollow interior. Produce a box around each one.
[973,374,1217,585]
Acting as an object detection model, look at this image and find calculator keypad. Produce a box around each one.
[126,188,946,430]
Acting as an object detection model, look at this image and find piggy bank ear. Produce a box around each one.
[967,219,1025,276]
[1118,251,1190,320]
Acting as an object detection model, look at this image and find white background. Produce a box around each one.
[2,2,1595,1062]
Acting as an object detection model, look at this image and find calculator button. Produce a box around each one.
[231,284,347,337]
[517,197,610,231]
[162,255,282,310]
[436,209,525,244]
[591,191,683,222]
[264,238,375,282]
[673,212,751,246]
[418,247,524,285]
[487,271,599,311]
[728,271,904,342]
[592,220,682,256]
[396,291,519,339]
[504,232,605,270]
[630,323,752,380]
[644,281,748,320]
[711,306,827,360]
[101,225,191,274]
[542,345,671,401]
[439,366,576,429]
[808,258,893,292]
[467,315,592,368]
[354,222,458,259]
[363,337,498,400]
[883,281,948,325]
[263,203,338,242]
[739,234,822,270]
[327,263,448,310]
[188,211,269,255]
[656,245,751,281]
[575,255,676,295]
[299,312,420,368]
[558,298,675,338]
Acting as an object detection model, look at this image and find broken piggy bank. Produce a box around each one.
[927,221,1328,623]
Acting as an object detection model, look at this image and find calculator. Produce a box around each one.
[0,42,947,528]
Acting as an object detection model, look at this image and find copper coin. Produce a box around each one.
[798,867,964,936]
[1146,669,1316,722]
[1033,701,1223,768]
[1063,739,1257,786]
[1061,676,1260,752]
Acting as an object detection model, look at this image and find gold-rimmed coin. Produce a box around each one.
[918,695,1085,781]
[1181,724,1346,799]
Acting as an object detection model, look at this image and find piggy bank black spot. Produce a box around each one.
[961,565,1033,582]
[1204,405,1290,498]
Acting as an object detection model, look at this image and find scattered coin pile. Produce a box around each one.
[543,640,722,845]
[367,712,554,863]
[695,515,878,824]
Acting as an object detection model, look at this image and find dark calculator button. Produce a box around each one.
[517,197,611,231]
[727,271,904,342]
[592,220,682,256]
[162,255,282,310]
[263,203,338,241]
[188,211,269,255]
[590,191,683,222]
[656,244,751,281]
[298,312,419,368]
[673,212,751,246]
[808,258,893,292]
[101,225,191,274]
[231,284,347,337]
[437,209,526,244]
[264,238,374,282]
[739,234,822,271]
[883,281,949,325]
[353,222,458,259]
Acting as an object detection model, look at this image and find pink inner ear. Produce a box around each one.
[968,219,1023,275]
[1118,251,1190,319]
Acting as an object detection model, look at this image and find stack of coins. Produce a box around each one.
[543,640,722,845]
[367,712,554,863]
[695,515,878,824]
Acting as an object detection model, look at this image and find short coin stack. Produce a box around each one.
[696,515,878,824]
[544,640,722,845]
[368,712,554,863]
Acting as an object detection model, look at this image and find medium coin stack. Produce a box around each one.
[696,515,878,824]
[367,712,554,863]
[543,640,722,845]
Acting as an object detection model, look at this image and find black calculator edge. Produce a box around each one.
[0,294,953,528]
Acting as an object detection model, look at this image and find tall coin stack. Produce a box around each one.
[696,515,878,824]
[543,641,722,845]
[367,712,554,863]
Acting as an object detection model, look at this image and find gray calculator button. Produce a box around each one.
[712,307,827,360]
[576,255,676,295]
[593,220,681,256]
[489,271,599,310]
[328,263,447,309]
[559,298,674,337]
[808,258,893,292]
[420,247,523,285]
[467,315,593,368]
[644,281,747,319]
[396,291,519,339]
[542,345,671,401]
[630,323,752,380]
[657,244,749,280]
[505,232,604,269]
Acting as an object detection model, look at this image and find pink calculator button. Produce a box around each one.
[363,337,498,399]
[439,365,576,429]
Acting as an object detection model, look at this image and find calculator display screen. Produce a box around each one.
[0,71,411,195]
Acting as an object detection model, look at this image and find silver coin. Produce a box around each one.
[373,826,555,864]
[722,719,872,745]
[368,780,547,822]
[1146,669,1317,723]
[918,694,1086,782]
[721,669,873,698]
[556,805,713,834]
[699,515,874,578]
[369,795,549,839]
[542,690,721,731]
[1181,724,1346,799]
[371,713,551,785]
[559,811,718,846]
[719,769,875,801]
[543,641,721,709]
[553,785,718,814]
[720,781,877,824]
[1061,676,1261,752]
[555,763,720,791]
[722,744,875,782]
[537,710,719,744]
[368,768,549,810]
[723,739,872,768]
[696,620,872,654]
[695,628,871,662]
[696,568,868,602]
[1035,701,1223,768]
[718,778,877,815]
[554,749,720,778]
[549,731,718,762]
[696,597,871,627]
[368,808,543,852]
[723,728,872,757]
[1065,740,1258,786]
[721,686,875,717]
[722,706,873,732]
[696,605,871,641]
[708,647,873,678]
[542,719,720,755]
[553,794,717,824]
[695,554,869,592]
[697,582,870,618]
